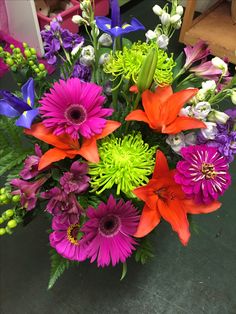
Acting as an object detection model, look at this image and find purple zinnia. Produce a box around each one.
[60,161,90,194]
[41,187,81,215]
[81,195,140,267]
[175,145,231,204]
[50,214,88,261]
[39,78,113,140]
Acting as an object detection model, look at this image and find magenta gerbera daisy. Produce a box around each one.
[175,145,231,204]
[81,195,140,267]
[39,78,113,139]
[49,214,88,261]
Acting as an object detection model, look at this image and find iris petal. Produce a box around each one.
[16,108,39,129]
[0,100,20,117]
[21,78,35,107]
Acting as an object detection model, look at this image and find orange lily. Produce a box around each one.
[133,150,221,245]
[126,85,206,134]
[25,121,121,170]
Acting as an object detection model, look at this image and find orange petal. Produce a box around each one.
[78,137,99,163]
[154,85,173,103]
[183,199,221,214]
[163,116,206,134]
[96,120,121,140]
[134,205,161,238]
[141,89,162,127]
[25,123,72,150]
[133,184,158,210]
[38,148,75,170]
[129,85,139,93]
[153,150,170,179]
[158,198,190,246]
[162,88,198,125]
[125,109,150,125]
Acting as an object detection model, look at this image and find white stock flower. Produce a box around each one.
[208,110,229,124]
[231,90,236,105]
[166,133,185,154]
[157,34,169,49]
[160,12,170,26]
[170,14,181,24]
[179,105,192,117]
[80,45,95,66]
[98,33,113,47]
[176,5,184,16]
[200,122,218,140]
[201,80,216,92]
[71,42,83,56]
[211,57,228,76]
[184,132,197,146]
[145,30,157,41]
[152,4,163,16]
[99,53,110,65]
[192,101,211,120]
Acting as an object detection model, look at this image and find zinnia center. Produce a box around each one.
[64,104,87,125]
[67,223,80,245]
[201,162,216,179]
[99,215,121,237]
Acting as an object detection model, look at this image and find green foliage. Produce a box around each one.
[0,117,34,177]
[78,194,101,209]
[48,249,70,290]
[135,237,154,265]
[120,262,127,280]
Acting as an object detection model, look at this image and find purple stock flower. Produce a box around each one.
[184,40,211,69]
[0,78,38,128]
[72,62,91,81]
[41,187,81,215]
[20,144,42,180]
[11,177,48,211]
[95,0,145,38]
[175,145,231,204]
[60,161,90,194]
[61,29,84,50]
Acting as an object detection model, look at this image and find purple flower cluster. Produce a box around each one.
[41,16,84,65]
[72,62,91,82]
[197,109,236,163]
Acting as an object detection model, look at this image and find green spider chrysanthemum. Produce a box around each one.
[103,41,175,86]
[89,132,157,197]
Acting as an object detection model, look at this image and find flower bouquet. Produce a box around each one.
[0,0,236,289]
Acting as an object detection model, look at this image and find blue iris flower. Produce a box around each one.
[0,78,38,129]
[95,0,145,38]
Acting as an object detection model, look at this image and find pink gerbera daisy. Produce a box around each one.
[49,214,88,261]
[81,195,140,267]
[39,78,113,139]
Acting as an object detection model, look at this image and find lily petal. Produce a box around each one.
[134,205,161,238]
[153,150,169,179]
[38,148,75,170]
[96,120,121,140]
[154,85,173,103]
[163,116,206,134]
[183,199,221,214]
[125,109,150,124]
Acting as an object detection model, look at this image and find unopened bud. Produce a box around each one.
[170,14,181,24]
[160,12,170,26]
[152,4,163,16]
[98,33,113,47]
[176,5,184,16]
[208,110,229,124]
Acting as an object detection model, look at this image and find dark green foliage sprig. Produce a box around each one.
[48,249,70,290]
[0,117,34,177]
[135,237,154,265]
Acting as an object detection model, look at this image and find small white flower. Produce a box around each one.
[71,42,83,56]
[201,80,216,92]
[208,110,229,124]
[192,101,211,120]
[170,14,181,24]
[160,12,170,26]
[166,133,185,154]
[179,105,192,117]
[72,15,84,25]
[152,4,163,16]
[174,20,182,30]
[211,57,228,76]
[157,34,169,49]
[80,45,95,66]
[185,132,197,146]
[145,30,157,41]
[231,90,236,105]
[99,53,110,65]
[176,5,184,16]
[98,33,113,47]
[200,122,218,140]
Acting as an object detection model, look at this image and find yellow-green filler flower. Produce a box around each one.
[89,132,157,197]
[103,41,175,86]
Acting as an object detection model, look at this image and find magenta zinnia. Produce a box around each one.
[39,78,113,139]
[81,195,140,267]
[50,214,88,261]
[175,145,231,204]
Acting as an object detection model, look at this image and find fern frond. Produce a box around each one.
[48,249,70,290]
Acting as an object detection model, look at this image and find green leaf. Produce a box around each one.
[48,249,70,290]
[172,52,185,79]
[120,262,127,280]
[78,194,101,209]
[134,237,154,265]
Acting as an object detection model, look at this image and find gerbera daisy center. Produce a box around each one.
[201,162,217,179]
[64,104,87,125]
[67,223,80,245]
[99,214,121,237]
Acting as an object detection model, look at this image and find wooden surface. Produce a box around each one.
[180,0,236,64]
